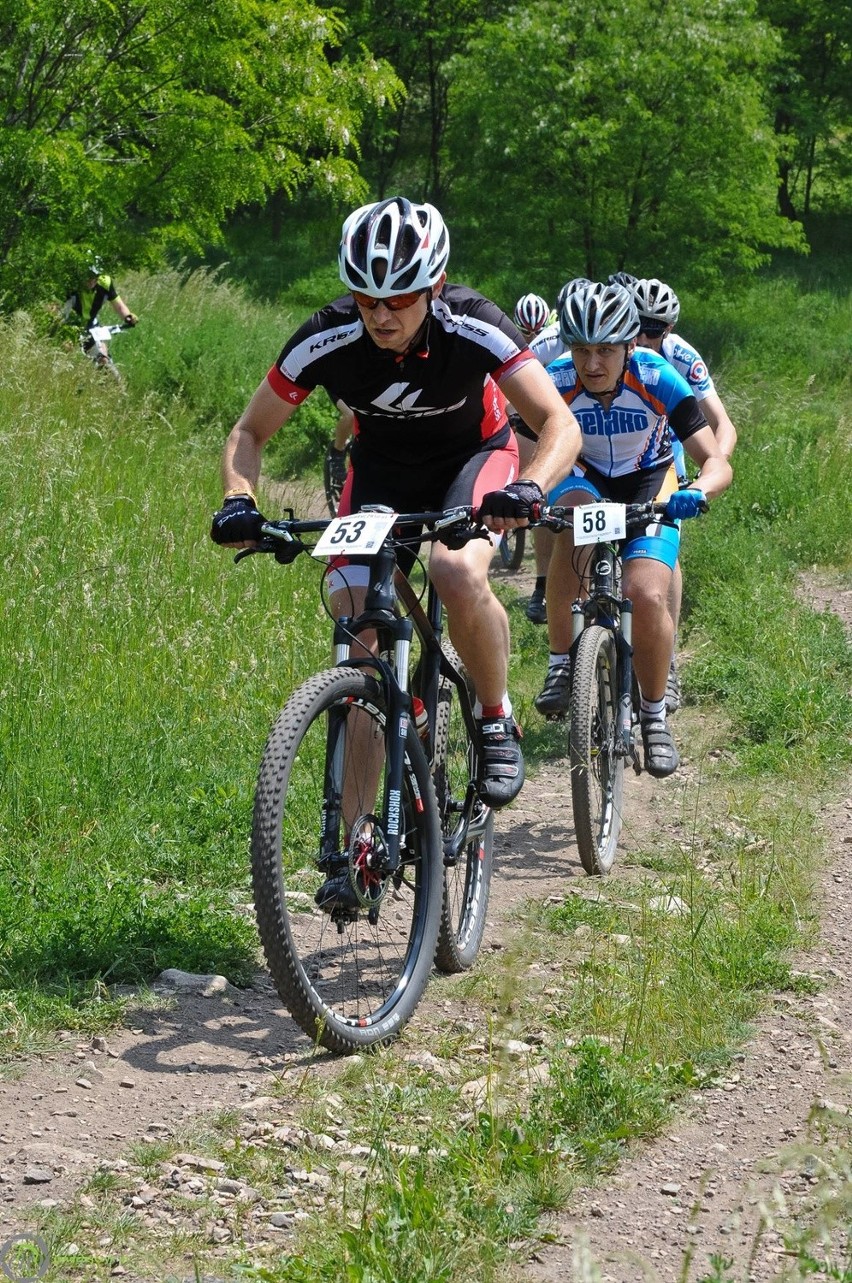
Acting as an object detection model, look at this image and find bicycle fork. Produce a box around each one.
[614,601,640,770]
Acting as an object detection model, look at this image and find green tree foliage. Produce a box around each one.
[446,0,806,293]
[326,0,513,202]
[758,0,852,217]
[0,0,402,306]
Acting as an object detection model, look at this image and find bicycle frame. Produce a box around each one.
[571,538,637,764]
[331,537,488,870]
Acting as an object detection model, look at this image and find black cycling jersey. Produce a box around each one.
[65,275,119,329]
[268,284,534,477]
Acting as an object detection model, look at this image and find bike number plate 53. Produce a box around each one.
[573,503,627,545]
[312,511,398,558]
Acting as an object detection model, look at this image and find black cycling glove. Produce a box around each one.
[478,479,544,522]
[210,495,266,545]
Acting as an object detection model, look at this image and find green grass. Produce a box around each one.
[3,242,852,1280]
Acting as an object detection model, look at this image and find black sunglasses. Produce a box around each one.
[637,319,668,338]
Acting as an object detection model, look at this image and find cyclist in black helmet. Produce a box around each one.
[212,196,581,828]
[63,254,138,365]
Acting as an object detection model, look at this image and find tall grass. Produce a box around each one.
[0,313,332,1033]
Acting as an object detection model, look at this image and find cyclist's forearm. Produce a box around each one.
[692,455,733,502]
[701,393,738,459]
[523,413,582,492]
[222,426,263,498]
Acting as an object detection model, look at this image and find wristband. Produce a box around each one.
[223,488,257,503]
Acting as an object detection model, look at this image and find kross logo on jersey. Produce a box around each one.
[366,382,466,418]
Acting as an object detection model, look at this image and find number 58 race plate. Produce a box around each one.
[573,503,627,545]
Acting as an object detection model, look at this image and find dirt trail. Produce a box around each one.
[1,489,850,1283]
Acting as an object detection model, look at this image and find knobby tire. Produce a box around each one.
[251,668,443,1053]
[569,626,624,875]
[498,528,525,572]
[431,645,494,972]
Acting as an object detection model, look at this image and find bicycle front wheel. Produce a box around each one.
[497,527,525,571]
[569,626,624,875]
[431,648,494,972]
[251,668,444,1053]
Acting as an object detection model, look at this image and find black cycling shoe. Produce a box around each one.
[534,662,572,717]
[477,716,525,808]
[525,584,547,625]
[314,868,361,912]
[665,656,681,715]
[641,717,680,778]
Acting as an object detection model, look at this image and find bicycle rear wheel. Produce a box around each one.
[251,668,443,1053]
[497,527,525,571]
[431,647,494,972]
[569,626,624,875]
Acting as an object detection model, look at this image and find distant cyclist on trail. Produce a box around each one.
[62,254,138,367]
[533,280,733,777]
[210,195,581,817]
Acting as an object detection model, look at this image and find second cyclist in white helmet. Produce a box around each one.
[534,281,732,778]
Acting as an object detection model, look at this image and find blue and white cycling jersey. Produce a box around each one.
[530,323,566,368]
[547,348,705,478]
[658,332,715,401]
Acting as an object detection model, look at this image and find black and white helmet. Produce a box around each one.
[559,282,640,345]
[607,271,639,290]
[632,277,680,326]
[339,196,449,295]
[556,277,592,312]
[513,293,550,334]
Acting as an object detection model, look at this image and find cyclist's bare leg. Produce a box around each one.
[623,559,675,702]
[668,559,683,636]
[428,537,509,708]
[543,487,596,653]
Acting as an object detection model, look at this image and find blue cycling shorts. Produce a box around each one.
[548,461,681,570]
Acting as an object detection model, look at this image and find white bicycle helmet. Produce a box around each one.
[339,197,450,295]
[559,282,640,345]
[513,293,550,334]
[556,277,592,312]
[632,277,680,326]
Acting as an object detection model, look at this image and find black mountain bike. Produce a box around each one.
[237,506,494,1053]
[539,499,703,876]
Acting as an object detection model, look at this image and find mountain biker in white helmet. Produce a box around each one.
[513,293,553,339]
[506,291,558,621]
[211,196,581,904]
[631,276,738,712]
[533,281,732,778]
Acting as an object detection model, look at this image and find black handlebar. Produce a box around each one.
[235,506,489,564]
